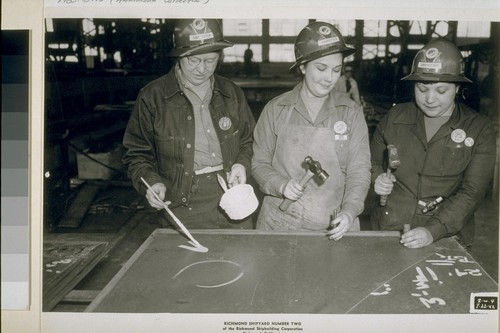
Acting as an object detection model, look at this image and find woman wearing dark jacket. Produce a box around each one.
[371,39,496,248]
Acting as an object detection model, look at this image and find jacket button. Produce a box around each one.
[184,171,189,176]
[187,116,192,120]
[181,197,187,203]
[186,143,192,148]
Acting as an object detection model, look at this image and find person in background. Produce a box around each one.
[244,44,254,77]
[371,39,496,249]
[334,65,361,105]
[252,22,371,240]
[122,19,256,229]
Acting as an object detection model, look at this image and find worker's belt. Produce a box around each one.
[194,164,224,175]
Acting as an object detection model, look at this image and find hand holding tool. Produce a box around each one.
[380,144,400,206]
[141,177,208,253]
[279,156,329,211]
[327,209,339,231]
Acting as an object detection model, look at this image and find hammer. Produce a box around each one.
[279,156,329,211]
[380,144,400,206]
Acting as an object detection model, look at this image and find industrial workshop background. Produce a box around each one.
[42,18,499,312]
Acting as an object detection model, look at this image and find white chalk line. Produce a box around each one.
[172,259,244,289]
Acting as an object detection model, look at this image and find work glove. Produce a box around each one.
[282,179,304,201]
[145,182,167,210]
[374,172,396,195]
[326,212,353,241]
[227,163,246,188]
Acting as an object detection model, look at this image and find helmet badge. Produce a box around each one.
[425,47,439,59]
[192,19,206,31]
[189,19,214,42]
[319,26,331,36]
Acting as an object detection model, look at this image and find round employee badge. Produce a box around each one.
[451,129,466,143]
[333,121,348,134]
[219,116,232,131]
[425,47,439,59]
[464,137,475,147]
[192,19,206,31]
[319,26,331,36]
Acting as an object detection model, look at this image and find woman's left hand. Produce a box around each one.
[227,163,246,188]
[326,213,353,241]
[400,227,433,248]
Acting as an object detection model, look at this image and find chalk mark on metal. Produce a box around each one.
[345,252,438,313]
[172,259,244,289]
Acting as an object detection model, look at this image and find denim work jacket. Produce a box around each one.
[123,68,255,206]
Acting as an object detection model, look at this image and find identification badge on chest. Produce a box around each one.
[333,121,348,140]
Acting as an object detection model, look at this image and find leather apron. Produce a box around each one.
[257,104,360,231]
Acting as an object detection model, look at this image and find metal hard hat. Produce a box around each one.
[402,39,472,83]
[290,21,355,71]
[170,19,233,57]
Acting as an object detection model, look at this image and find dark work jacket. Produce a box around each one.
[122,68,255,206]
[370,102,496,246]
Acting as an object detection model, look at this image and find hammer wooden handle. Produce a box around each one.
[279,170,313,211]
[379,169,391,206]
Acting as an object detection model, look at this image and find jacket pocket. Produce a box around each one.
[441,142,469,176]
[154,135,185,174]
[220,129,239,163]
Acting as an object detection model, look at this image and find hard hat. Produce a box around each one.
[170,19,233,57]
[290,21,355,71]
[401,39,472,83]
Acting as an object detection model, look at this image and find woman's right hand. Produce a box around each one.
[282,179,304,201]
[374,173,396,195]
[145,183,167,210]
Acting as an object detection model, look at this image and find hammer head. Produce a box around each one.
[387,144,401,169]
[304,156,329,182]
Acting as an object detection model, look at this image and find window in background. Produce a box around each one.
[224,44,262,63]
[269,19,308,36]
[362,44,387,60]
[269,43,295,62]
[320,20,356,37]
[409,21,427,35]
[431,21,449,38]
[364,20,387,37]
[457,21,490,38]
[223,19,262,36]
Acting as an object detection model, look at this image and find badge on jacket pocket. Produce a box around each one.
[219,117,232,131]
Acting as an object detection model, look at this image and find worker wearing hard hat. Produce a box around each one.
[123,19,256,229]
[371,39,496,248]
[252,22,371,240]
[334,65,361,105]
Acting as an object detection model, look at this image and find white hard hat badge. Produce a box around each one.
[319,26,331,36]
[425,48,439,59]
[219,116,232,131]
[192,19,206,31]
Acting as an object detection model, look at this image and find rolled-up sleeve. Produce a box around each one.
[251,103,289,197]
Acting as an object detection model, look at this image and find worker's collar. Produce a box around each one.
[175,63,214,94]
[278,81,353,108]
[162,65,230,99]
[393,101,467,130]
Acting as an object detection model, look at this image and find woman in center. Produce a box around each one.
[252,22,371,240]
